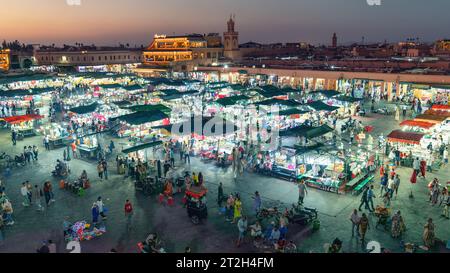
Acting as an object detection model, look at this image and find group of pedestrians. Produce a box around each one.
[20,180,55,211]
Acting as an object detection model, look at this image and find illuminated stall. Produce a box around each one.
[2,114,44,137]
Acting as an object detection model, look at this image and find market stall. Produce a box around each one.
[39,123,71,149]
[2,114,44,137]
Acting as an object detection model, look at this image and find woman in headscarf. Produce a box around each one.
[359,213,370,243]
[422,218,435,248]
[391,211,405,238]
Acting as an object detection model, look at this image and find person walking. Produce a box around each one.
[359,213,370,243]
[443,148,448,165]
[26,181,32,205]
[217,182,224,208]
[358,187,370,212]
[225,194,235,222]
[413,157,420,174]
[297,180,308,205]
[387,175,395,199]
[124,200,133,230]
[11,130,17,146]
[71,142,77,159]
[391,210,405,238]
[44,135,50,151]
[20,182,30,207]
[423,218,435,249]
[43,182,52,206]
[380,172,388,196]
[91,203,100,226]
[236,216,248,247]
[32,145,39,160]
[109,140,115,154]
[96,197,107,220]
[253,191,262,215]
[350,209,361,237]
[367,185,376,211]
[97,162,104,180]
[32,185,44,212]
[2,199,14,226]
[442,193,450,219]
[232,196,242,224]
[393,174,401,197]
[102,160,108,180]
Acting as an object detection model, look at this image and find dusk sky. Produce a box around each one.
[1,0,449,46]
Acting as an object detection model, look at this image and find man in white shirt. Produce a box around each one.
[387,177,395,198]
[443,148,448,164]
[349,209,361,237]
[20,183,30,207]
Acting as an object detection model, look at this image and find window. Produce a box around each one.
[105,56,107,61]
[99,56,102,61]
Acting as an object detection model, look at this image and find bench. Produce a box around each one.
[353,175,374,195]
[346,174,366,190]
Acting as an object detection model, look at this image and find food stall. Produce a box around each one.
[399,120,435,133]
[40,123,71,149]
[111,110,170,141]
[75,131,101,160]
[2,114,44,138]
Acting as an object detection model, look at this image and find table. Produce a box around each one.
[49,137,65,149]
[18,128,35,137]
[77,145,98,160]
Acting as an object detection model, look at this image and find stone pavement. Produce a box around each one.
[0,106,448,253]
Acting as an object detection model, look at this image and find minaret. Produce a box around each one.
[223,14,240,60]
[332,33,337,48]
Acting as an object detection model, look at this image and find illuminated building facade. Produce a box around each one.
[142,34,222,72]
[0,49,11,71]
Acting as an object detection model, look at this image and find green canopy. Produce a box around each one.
[275,108,309,116]
[281,87,302,93]
[292,143,325,154]
[153,116,238,137]
[309,90,340,98]
[122,140,163,154]
[111,110,168,125]
[215,95,250,106]
[308,101,340,112]
[31,87,56,93]
[280,125,313,137]
[333,96,363,103]
[159,90,200,101]
[126,104,171,114]
[99,83,123,89]
[255,85,286,98]
[69,102,98,114]
[112,100,132,107]
[159,89,179,96]
[280,124,333,138]
[0,89,33,97]
[305,124,334,139]
[229,84,247,91]
[0,74,57,85]
[123,84,144,91]
[254,98,301,107]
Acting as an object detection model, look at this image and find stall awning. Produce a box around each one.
[256,85,285,98]
[159,90,200,101]
[308,90,340,98]
[305,124,334,139]
[275,108,309,116]
[98,83,123,89]
[424,109,450,117]
[69,102,98,115]
[215,95,250,106]
[111,110,168,125]
[414,114,447,123]
[292,143,325,154]
[308,101,340,112]
[281,87,302,93]
[280,125,313,137]
[0,74,57,85]
[254,98,301,107]
[399,120,435,129]
[113,100,132,107]
[122,140,163,154]
[2,114,44,124]
[126,104,171,114]
[333,96,363,103]
[431,104,450,111]
[387,130,424,145]
[153,116,238,137]
[123,84,144,91]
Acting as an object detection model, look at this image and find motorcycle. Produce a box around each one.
[286,203,318,225]
[135,176,163,196]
